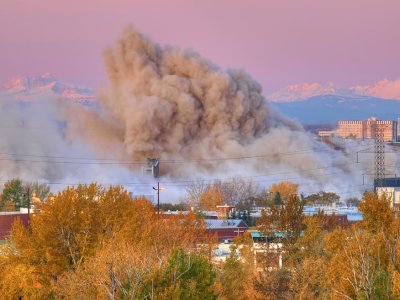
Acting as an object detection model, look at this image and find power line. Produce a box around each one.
[0,143,371,164]
[0,164,362,188]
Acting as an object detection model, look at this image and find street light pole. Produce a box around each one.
[26,187,31,225]
[153,182,164,220]
[157,181,160,219]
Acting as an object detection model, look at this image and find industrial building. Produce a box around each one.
[318,117,400,141]
[337,117,398,141]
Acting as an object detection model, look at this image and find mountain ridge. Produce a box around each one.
[1,73,96,104]
[2,74,400,124]
[267,78,400,102]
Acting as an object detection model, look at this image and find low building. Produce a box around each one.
[0,212,29,240]
[204,219,248,242]
[303,206,363,225]
[375,177,400,210]
[216,204,235,219]
[318,130,337,137]
[249,230,283,269]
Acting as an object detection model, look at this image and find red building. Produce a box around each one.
[204,219,248,242]
[0,213,29,240]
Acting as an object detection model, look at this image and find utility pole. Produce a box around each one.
[153,182,164,220]
[156,181,160,219]
[27,187,31,225]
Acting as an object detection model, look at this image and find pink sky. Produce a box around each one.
[1,0,399,93]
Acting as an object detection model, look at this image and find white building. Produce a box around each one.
[376,186,400,209]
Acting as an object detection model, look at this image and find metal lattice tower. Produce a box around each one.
[374,123,385,180]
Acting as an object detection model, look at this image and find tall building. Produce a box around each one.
[337,117,397,142]
[338,120,364,139]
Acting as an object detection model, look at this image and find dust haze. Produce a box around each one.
[0,26,394,200]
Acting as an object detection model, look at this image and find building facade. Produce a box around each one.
[318,130,337,137]
[337,117,397,141]
[0,212,29,240]
[375,177,400,210]
[376,187,400,210]
[204,219,248,241]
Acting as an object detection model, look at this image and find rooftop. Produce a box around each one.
[204,219,247,229]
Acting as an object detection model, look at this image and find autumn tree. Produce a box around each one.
[185,179,209,210]
[0,180,51,211]
[213,178,259,210]
[0,183,217,298]
[254,268,292,300]
[359,192,393,234]
[199,186,224,211]
[186,178,258,211]
[325,228,392,299]
[358,192,400,297]
[0,184,156,298]
[268,181,299,203]
[271,194,305,244]
[24,182,50,202]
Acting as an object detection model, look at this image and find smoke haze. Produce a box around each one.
[0,26,396,201]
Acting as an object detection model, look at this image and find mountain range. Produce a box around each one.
[2,74,400,124]
[1,73,96,106]
[267,79,400,124]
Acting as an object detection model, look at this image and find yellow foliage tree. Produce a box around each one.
[325,228,390,299]
[359,192,394,234]
[0,183,211,298]
[268,181,299,202]
[199,186,224,211]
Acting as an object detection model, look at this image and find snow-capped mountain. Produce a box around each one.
[272,95,400,124]
[267,78,400,103]
[1,73,96,105]
[351,78,400,100]
[266,82,340,102]
[2,73,400,124]
[267,78,400,124]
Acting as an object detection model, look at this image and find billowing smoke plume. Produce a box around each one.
[64,27,380,196]
[95,27,272,164]
[1,26,396,200]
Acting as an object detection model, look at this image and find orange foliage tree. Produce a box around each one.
[268,181,299,202]
[199,186,224,211]
[0,184,213,299]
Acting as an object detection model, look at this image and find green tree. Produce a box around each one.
[151,248,217,299]
[304,191,340,206]
[220,246,250,300]
[345,197,360,207]
[159,202,187,211]
[273,192,283,206]
[1,179,28,209]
